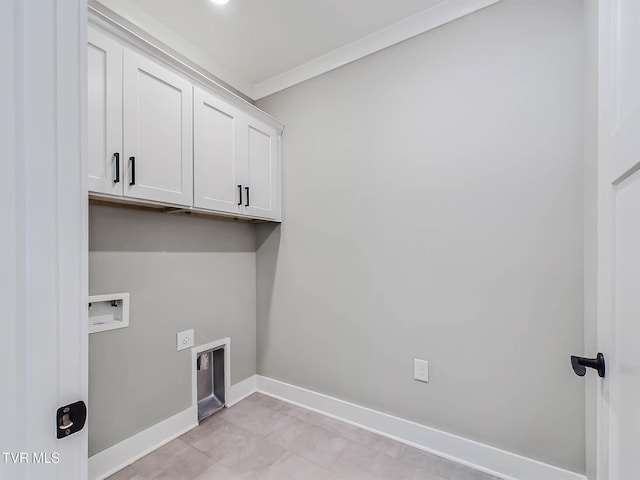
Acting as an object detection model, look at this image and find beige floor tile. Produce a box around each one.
[191,462,243,480]
[179,414,225,446]
[130,438,192,479]
[239,452,340,480]
[216,400,255,419]
[189,419,255,461]
[217,435,288,474]
[107,396,503,480]
[222,402,299,437]
[244,392,268,404]
[268,419,350,466]
[151,445,216,480]
[326,439,382,479]
[106,465,144,480]
[257,395,291,411]
[399,445,459,477]
[244,393,286,412]
[298,431,353,467]
[260,397,309,416]
[371,450,416,479]
[265,415,318,449]
[285,405,331,426]
[315,416,404,458]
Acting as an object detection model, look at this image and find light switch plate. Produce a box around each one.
[177,329,194,351]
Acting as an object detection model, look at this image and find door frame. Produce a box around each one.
[594,0,640,478]
[591,0,614,477]
[1,0,89,478]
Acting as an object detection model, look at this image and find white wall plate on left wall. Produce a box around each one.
[88,293,130,334]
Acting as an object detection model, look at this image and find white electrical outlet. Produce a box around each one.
[177,329,194,351]
[414,359,429,383]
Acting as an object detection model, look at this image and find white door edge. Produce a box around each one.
[1,0,89,478]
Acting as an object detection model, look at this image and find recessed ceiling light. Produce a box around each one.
[210,0,229,4]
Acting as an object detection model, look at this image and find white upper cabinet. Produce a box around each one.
[193,86,282,221]
[87,28,123,196]
[193,87,244,214]
[244,118,280,221]
[123,50,193,207]
[87,22,282,221]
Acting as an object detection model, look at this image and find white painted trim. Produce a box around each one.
[252,0,501,99]
[191,337,232,423]
[256,376,586,480]
[88,376,257,480]
[88,406,198,480]
[88,374,257,480]
[87,374,583,480]
[227,374,258,407]
[92,0,500,101]
[2,0,88,477]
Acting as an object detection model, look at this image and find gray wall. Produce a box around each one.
[89,204,256,456]
[256,0,586,473]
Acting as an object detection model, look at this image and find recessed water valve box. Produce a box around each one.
[88,293,130,334]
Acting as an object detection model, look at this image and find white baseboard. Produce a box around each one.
[256,376,586,480]
[88,406,198,480]
[227,374,258,406]
[88,375,257,480]
[89,375,585,480]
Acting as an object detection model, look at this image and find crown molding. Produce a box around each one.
[253,0,501,100]
[92,0,501,101]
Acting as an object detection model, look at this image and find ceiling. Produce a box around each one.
[94,0,499,100]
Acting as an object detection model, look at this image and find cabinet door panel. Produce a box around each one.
[123,50,193,206]
[245,120,280,221]
[87,28,122,195]
[193,87,243,214]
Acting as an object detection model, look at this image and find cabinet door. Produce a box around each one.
[123,49,193,206]
[87,28,123,195]
[244,118,281,221]
[193,87,243,214]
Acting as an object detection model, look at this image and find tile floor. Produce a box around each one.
[107,393,502,480]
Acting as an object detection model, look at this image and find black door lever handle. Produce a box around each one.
[571,353,605,378]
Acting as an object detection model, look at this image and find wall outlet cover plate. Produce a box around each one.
[414,358,429,383]
[177,329,195,351]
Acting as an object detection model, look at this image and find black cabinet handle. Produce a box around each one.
[571,353,605,378]
[237,185,243,206]
[113,153,120,184]
[129,156,135,186]
[245,186,250,207]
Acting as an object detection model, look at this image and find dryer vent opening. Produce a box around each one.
[197,347,225,421]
